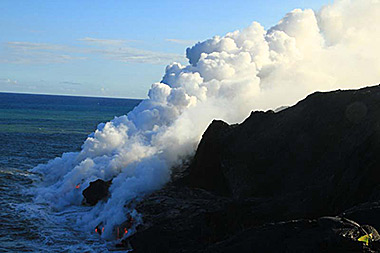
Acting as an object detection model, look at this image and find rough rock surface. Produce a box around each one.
[204,217,380,253]
[126,85,380,252]
[186,85,380,216]
[82,179,112,205]
[343,202,380,232]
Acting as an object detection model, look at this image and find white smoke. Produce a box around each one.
[31,0,380,239]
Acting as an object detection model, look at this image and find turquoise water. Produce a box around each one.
[0,92,141,252]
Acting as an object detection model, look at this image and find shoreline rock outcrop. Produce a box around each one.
[82,179,112,206]
[126,85,380,252]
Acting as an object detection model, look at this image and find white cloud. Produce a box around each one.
[165,38,197,45]
[95,46,185,64]
[0,78,18,85]
[2,38,185,65]
[77,37,131,45]
[60,81,82,86]
[7,41,66,51]
[2,42,87,64]
[29,30,44,34]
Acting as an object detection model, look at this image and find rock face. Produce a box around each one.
[205,217,380,253]
[344,202,380,232]
[185,120,234,196]
[82,179,112,206]
[127,85,380,252]
[187,85,380,217]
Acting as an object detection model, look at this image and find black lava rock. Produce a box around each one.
[82,179,112,206]
[186,85,380,216]
[126,85,380,252]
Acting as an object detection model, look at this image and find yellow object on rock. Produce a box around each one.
[358,233,373,246]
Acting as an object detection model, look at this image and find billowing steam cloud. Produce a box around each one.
[31,0,380,239]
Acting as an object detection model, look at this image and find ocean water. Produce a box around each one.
[0,92,141,252]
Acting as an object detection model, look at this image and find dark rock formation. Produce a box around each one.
[127,85,380,252]
[184,120,234,196]
[343,202,380,232]
[128,187,380,252]
[82,179,112,205]
[204,217,380,253]
[128,186,231,252]
[186,85,380,217]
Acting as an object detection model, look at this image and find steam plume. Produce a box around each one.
[32,0,380,239]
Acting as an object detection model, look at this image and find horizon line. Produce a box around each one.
[0,90,144,101]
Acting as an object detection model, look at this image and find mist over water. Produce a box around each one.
[0,93,140,251]
[30,0,380,243]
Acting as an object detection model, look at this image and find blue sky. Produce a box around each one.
[0,0,331,98]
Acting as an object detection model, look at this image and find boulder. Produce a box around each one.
[183,120,233,196]
[82,179,112,206]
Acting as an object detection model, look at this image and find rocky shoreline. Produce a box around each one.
[85,85,380,252]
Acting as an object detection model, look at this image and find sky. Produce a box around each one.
[0,0,332,99]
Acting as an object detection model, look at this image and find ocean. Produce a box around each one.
[0,92,141,252]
